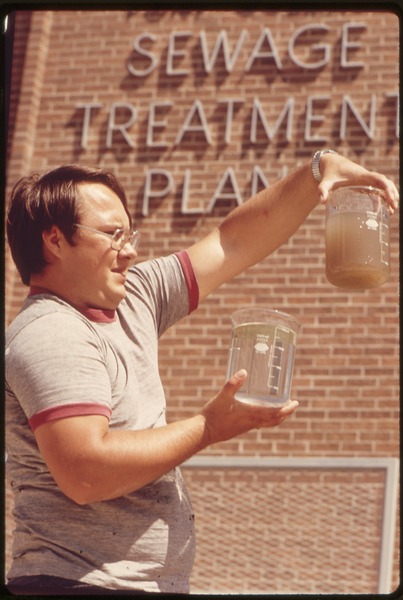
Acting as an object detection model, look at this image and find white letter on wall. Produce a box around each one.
[245,28,282,71]
[199,29,247,73]
[127,33,157,77]
[386,92,399,139]
[289,24,330,69]
[206,168,243,212]
[147,101,172,147]
[142,169,174,216]
[341,23,366,68]
[251,166,269,196]
[305,95,330,142]
[175,100,212,145]
[106,103,137,148]
[250,97,294,143]
[218,98,245,144]
[76,102,102,149]
[340,94,376,140]
[166,31,191,75]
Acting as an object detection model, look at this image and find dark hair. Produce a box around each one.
[6,164,131,285]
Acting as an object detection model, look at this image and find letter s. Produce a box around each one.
[127,33,157,77]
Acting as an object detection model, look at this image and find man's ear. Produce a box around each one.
[42,226,64,260]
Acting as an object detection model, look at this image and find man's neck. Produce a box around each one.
[28,279,117,323]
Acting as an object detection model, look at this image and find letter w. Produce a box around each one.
[199,30,247,73]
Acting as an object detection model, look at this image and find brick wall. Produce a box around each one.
[182,462,393,593]
[5,9,399,592]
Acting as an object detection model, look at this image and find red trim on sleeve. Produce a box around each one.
[29,403,112,432]
[175,250,199,313]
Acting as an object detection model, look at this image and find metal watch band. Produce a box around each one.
[311,149,336,183]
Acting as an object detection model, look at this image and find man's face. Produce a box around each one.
[61,183,137,310]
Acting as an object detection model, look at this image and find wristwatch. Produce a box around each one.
[311,149,337,183]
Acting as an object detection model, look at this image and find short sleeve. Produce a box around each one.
[175,250,199,313]
[124,253,199,338]
[5,311,113,431]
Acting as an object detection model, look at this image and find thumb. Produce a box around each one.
[226,369,248,392]
[317,178,335,204]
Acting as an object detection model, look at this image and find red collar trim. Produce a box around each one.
[79,307,116,323]
[29,286,117,324]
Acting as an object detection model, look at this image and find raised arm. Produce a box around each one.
[186,153,399,301]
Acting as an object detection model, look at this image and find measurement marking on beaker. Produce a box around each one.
[380,224,389,265]
[267,335,284,393]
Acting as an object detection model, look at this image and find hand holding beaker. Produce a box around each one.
[325,186,390,290]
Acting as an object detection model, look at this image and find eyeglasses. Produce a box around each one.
[74,224,141,252]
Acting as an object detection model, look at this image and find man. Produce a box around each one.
[5,154,399,595]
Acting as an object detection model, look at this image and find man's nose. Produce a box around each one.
[118,242,137,261]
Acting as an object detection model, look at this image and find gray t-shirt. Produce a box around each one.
[5,252,199,593]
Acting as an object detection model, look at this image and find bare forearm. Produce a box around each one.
[81,373,297,503]
[94,417,209,501]
[222,152,399,269]
[49,414,209,505]
[187,162,318,299]
[37,373,298,505]
[219,162,318,270]
[187,152,399,301]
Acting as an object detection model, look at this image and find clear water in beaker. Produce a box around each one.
[226,309,300,407]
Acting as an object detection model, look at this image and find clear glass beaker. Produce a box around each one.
[325,186,390,290]
[226,308,301,408]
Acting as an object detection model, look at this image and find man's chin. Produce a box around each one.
[94,288,126,311]
[108,287,127,309]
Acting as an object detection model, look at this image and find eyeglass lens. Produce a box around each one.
[112,229,140,251]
